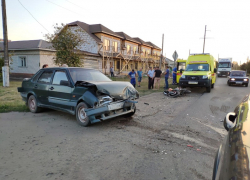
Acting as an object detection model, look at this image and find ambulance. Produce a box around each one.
[176,59,186,83]
[179,53,217,92]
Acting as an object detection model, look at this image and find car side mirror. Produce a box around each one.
[60,80,70,86]
[214,68,217,73]
[223,112,237,131]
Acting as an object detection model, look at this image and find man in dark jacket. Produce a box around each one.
[153,67,162,90]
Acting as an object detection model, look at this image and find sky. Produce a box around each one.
[1,0,250,64]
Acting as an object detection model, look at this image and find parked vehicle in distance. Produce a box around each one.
[212,94,250,180]
[179,53,217,92]
[217,58,232,77]
[227,70,249,87]
[17,67,139,126]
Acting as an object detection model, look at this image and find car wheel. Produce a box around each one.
[206,84,211,92]
[211,83,214,88]
[76,102,90,127]
[227,81,231,86]
[245,84,248,87]
[28,95,41,113]
[124,105,136,117]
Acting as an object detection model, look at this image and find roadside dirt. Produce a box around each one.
[0,90,225,180]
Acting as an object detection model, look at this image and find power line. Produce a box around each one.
[46,0,82,16]
[65,0,86,10]
[17,0,50,33]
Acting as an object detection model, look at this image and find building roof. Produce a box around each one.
[115,32,140,44]
[67,21,102,43]
[132,37,153,48]
[0,39,55,51]
[67,21,162,50]
[67,21,123,42]
[89,24,123,39]
[145,41,161,50]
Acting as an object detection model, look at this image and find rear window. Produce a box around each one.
[37,71,53,84]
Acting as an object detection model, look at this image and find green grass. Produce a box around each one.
[0,78,177,113]
[0,81,29,113]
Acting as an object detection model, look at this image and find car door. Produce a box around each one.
[48,70,73,111]
[34,70,54,105]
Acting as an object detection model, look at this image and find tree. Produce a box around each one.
[232,61,240,70]
[0,57,4,80]
[45,23,85,67]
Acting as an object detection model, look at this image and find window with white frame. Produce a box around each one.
[142,49,145,56]
[104,39,110,51]
[112,41,118,52]
[127,45,131,54]
[133,47,137,54]
[147,50,150,56]
[18,56,27,67]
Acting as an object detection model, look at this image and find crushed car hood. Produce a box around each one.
[77,81,139,100]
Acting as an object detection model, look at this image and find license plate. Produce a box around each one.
[188,81,198,84]
[108,102,124,110]
[236,82,242,84]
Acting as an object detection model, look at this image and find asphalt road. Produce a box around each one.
[0,77,249,180]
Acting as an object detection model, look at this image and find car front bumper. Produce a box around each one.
[228,80,248,85]
[85,100,137,124]
[179,79,210,87]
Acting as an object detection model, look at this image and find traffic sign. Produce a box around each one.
[172,51,178,61]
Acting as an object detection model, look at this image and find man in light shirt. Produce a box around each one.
[147,67,154,89]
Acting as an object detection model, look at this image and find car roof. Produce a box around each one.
[43,67,96,70]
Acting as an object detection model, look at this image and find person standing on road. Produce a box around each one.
[147,67,154,89]
[172,66,177,84]
[137,68,143,87]
[128,69,137,88]
[152,67,156,87]
[164,66,170,89]
[153,67,162,90]
[110,66,114,77]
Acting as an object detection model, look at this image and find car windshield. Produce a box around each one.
[69,68,112,83]
[218,62,230,68]
[231,72,246,76]
[185,64,209,71]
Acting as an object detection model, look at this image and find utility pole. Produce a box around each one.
[2,0,9,87]
[203,25,207,54]
[160,34,164,69]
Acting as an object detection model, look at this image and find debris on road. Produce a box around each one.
[187,145,193,148]
[144,103,149,105]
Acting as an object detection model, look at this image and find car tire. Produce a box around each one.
[76,102,91,127]
[245,84,248,87]
[227,81,231,86]
[211,83,214,88]
[206,84,211,92]
[124,105,136,117]
[28,95,41,113]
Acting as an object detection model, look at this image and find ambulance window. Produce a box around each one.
[178,62,186,70]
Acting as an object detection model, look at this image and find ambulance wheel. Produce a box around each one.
[206,85,211,92]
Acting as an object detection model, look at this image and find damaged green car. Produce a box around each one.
[17,67,139,126]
